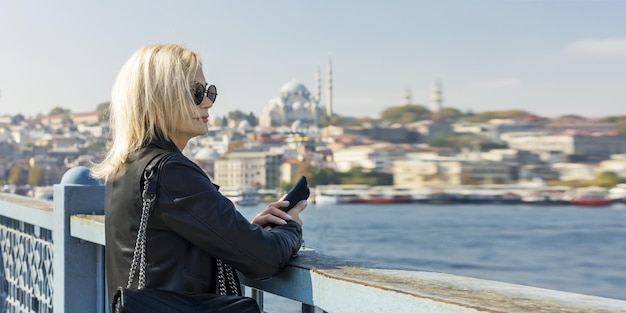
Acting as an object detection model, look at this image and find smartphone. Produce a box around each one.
[282,176,310,212]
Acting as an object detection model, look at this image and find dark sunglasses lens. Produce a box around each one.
[207,85,217,103]
[192,84,204,105]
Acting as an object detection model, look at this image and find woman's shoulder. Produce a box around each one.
[157,152,217,195]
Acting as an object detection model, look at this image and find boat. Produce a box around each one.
[221,186,260,206]
[314,191,361,205]
[356,187,413,204]
[236,196,259,206]
[521,188,570,205]
[570,194,612,206]
[456,190,523,204]
[608,183,626,203]
[313,185,368,205]
[569,187,612,206]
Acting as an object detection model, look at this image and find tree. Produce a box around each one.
[379,105,430,123]
[438,107,463,120]
[589,171,626,188]
[13,114,25,124]
[427,133,490,151]
[8,166,26,186]
[336,167,393,186]
[96,102,111,122]
[461,110,532,123]
[313,168,339,186]
[96,101,110,112]
[228,110,247,122]
[28,165,45,186]
[295,161,315,184]
[48,106,71,115]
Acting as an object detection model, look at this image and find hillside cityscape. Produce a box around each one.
[2,79,626,205]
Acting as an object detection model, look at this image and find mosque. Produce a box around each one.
[258,59,333,128]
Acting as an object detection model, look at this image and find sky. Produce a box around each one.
[1,0,625,120]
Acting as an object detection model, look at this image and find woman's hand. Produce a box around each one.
[251,198,307,227]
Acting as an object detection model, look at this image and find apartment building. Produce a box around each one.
[501,132,626,158]
[599,154,626,177]
[332,144,410,172]
[393,156,516,188]
[213,151,281,189]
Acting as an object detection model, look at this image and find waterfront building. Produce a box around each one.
[544,115,616,133]
[70,111,101,125]
[406,119,454,143]
[598,154,626,178]
[0,115,12,125]
[484,118,540,143]
[392,155,516,188]
[213,151,282,189]
[551,162,599,181]
[332,144,413,173]
[501,131,626,159]
[280,159,302,184]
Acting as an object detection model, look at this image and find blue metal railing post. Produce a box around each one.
[52,166,104,312]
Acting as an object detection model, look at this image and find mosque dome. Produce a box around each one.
[280,80,309,94]
[238,120,251,130]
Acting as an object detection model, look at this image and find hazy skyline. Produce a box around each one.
[1,1,625,119]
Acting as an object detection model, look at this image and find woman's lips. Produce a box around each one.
[194,115,209,122]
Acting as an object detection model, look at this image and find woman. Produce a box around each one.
[91,44,305,307]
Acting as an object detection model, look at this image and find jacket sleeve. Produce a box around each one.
[155,156,302,279]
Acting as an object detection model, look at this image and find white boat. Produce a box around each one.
[236,196,259,206]
[313,185,367,205]
[222,186,260,206]
[608,183,626,203]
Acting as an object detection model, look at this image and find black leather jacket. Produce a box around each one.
[105,138,302,304]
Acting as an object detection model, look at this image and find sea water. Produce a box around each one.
[236,202,626,311]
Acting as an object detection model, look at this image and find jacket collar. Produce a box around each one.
[148,134,180,153]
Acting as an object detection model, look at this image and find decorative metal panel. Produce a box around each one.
[0,217,53,313]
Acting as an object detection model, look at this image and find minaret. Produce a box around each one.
[315,66,322,103]
[431,79,442,115]
[326,56,333,117]
[402,86,412,106]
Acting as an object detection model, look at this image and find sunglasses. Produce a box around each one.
[190,82,217,105]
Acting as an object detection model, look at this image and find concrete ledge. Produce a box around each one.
[66,214,626,312]
[69,214,105,245]
[242,250,626,313]
[0,193,53,229]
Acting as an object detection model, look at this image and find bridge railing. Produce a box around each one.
[1,167,625,313]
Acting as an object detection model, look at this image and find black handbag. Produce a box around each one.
[112,154,262,313]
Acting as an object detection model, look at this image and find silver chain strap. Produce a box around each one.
[216,259,227,295]
[125,164,239,296]
[126,169,155,289]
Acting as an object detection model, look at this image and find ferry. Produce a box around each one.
[356,186,413,204]
[569,187,612,206]
[608,183,626,203]
[221,186,260,206]
[313,185,368,205]
[235,196,259,206]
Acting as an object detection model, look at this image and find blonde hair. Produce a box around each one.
[91,44,202,181]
